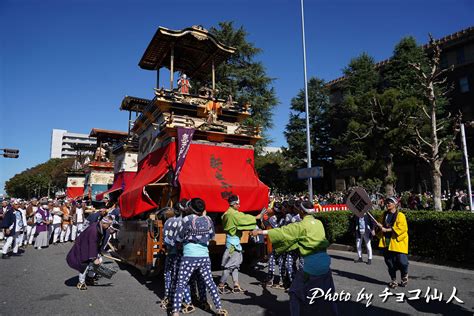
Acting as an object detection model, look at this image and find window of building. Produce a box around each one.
[466,44,474,62]
[440,54,448,69]
[459,76,469,93]
[456,48,465,65]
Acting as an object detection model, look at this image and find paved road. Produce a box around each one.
[0,243,472,315]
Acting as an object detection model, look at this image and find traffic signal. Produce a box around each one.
[2,148,19,158]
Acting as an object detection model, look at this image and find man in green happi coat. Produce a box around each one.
[252,200,338,316]
[218,194,262,294]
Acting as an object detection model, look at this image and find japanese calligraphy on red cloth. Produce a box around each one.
[210,154,234,200]
[173,127,195,186]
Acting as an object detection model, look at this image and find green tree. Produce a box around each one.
[343,53,380,96]
[5,158,74,198]
[205,22,278,148]
[377,36,430,195]
[334,45,428,196]
[360,89,421,195]
[285,77,332,167]
[383,36,428,98]
[332,53,381,186]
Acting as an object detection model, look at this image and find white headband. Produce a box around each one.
[230,196,240,206]
[101,216,113,224]
[299,203,315,214]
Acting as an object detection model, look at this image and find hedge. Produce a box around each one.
[313,210,474,264]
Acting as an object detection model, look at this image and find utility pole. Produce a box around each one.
[300,0,313,202]
[460,122,473,212]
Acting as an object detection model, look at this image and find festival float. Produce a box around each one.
[82,128,128,206]
[95,97,144,202]
[66,172,86,200]
[115,25,270,274]
[65,142,96,200]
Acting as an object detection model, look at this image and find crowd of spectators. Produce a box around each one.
[270,188,472,211]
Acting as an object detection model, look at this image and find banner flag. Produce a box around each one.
[173,127,195,187]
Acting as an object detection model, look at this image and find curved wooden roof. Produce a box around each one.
[89,128,128,141]
[139,25,236,79]
[120,96,151,112]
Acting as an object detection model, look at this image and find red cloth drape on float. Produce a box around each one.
[119,142,269,218]
[96,171,136,201]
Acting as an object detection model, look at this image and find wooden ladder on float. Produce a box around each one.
[146,219,165,271]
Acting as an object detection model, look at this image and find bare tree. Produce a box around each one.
[402,35,461,211]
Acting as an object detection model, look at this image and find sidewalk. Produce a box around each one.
[327,249,473,315]
[329,243,474,270]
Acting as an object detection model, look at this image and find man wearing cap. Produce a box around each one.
[252,201,338,316]
[34,200,51,249]
[376,196,409,289]
[218,194,262,294]
[66,215,115,290]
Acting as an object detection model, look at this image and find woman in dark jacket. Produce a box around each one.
[352,214,375,265]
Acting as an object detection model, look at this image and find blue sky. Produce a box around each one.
[1,0,473,194]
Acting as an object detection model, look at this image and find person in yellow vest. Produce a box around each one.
[376,196,409,289]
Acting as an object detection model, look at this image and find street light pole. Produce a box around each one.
[300,0,313,202]
[460,123,473,212]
